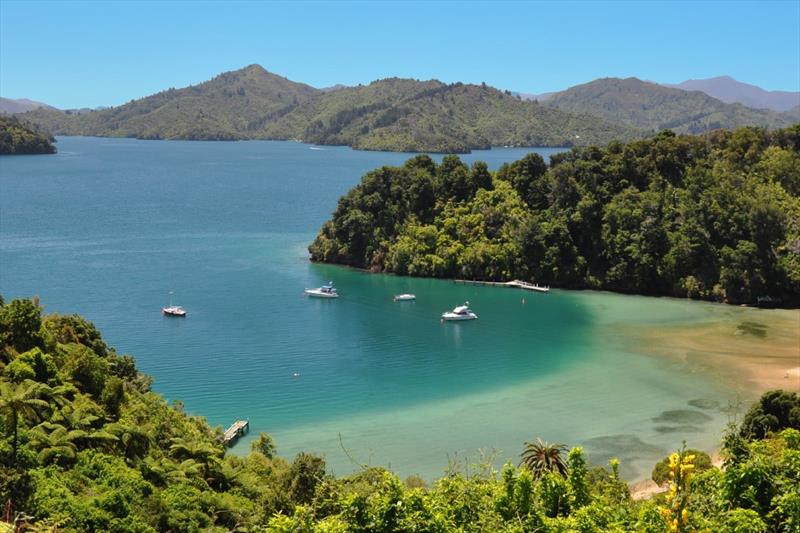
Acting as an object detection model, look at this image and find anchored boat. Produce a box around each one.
[305,282,339,298]
[441,302,477,321]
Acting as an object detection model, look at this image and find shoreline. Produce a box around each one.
[312,260,800,311]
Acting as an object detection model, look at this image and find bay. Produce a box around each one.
[1,137,795,481]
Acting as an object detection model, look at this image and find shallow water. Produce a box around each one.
[1,137,796,481]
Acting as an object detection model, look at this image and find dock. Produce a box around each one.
[454,279,550,293]
[222,419,250,446]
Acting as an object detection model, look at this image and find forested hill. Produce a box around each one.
[309,125,800,307]
[544,77,796,134]
[16,64,637,152]
[0,116,56,155]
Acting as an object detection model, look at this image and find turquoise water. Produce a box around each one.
[1,137,789,481]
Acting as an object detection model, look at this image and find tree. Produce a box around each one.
[0,380,50,466]
[0,299,43,355]
[740,389,800,440]
[251,432,277,459]
[519,438,568,479]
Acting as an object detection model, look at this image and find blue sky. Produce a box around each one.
[1,0,798,109]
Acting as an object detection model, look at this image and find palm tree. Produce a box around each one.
[29,422,86,466]
[0,380,50,466]
[105,422,150,462]
[520,438,569,478]
[169,436,223,483]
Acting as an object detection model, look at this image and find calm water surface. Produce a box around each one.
[0,137,786,480]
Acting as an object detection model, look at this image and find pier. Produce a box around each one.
[223,419,250,446]
[454,279,550,293]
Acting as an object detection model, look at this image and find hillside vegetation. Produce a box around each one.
[310,125,800,306]
[545,77,796,134]
[17,65,637,152]
[0,116,56,155]
[1,297,798,531]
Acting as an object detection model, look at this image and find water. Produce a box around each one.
[1,137,794,481]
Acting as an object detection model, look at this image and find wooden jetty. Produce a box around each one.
[223,419,250,446]
[454,279,550,293]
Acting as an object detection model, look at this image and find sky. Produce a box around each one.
[1,0,798,109]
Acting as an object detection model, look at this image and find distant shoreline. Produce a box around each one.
[49,134,572,155]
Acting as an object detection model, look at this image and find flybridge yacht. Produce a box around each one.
[441,302,477,321]
[304,282,339,298]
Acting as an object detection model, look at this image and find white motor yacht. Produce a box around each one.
[441,302,477,321]
[305,282,339,298]
[393,294,416,301]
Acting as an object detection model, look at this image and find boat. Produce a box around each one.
[441,302,477,321]
[162,292,186,317]
[304,282,339,298]
[393,293,416,301]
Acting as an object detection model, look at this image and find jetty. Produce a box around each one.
[222,419,250,446]
[454,279,550,293]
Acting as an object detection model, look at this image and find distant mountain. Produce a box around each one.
[18,65,638,152]
[544,77,794,134]
[0,97,54,114]
[662,76,800,112]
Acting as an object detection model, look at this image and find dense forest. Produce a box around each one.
[544,78,797,134]
[0,296,798,531]
[309,125,800,307]
[0,117,56,155]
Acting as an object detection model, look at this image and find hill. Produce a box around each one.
[17,65,638,152]
[0,97,54,114]
[263,78,639,151]
[663,75,800,112]
[544,77,795,134]
[0,116,56,155]
[310,125,800,306]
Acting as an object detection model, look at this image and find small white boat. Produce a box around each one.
[162,305,187,317]
[441,302,477,321]
[305,282,339,298]
[393,294,416,301]
[162,291,186,317]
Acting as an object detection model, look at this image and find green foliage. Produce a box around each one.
[251,431,277,458]
[651,448,712,486]
[0,116,56,155]
[740,389,800,439]
[0,298,44,355]
[311,125,800,306]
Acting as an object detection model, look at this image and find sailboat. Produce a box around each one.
[162,291,186,317]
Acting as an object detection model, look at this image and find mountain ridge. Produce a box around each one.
[543,77,795,134]
[17,65,638,152]
[662,75,800,112]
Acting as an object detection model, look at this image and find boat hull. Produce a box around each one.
[441,313,477,321]
[305,289,339,298]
